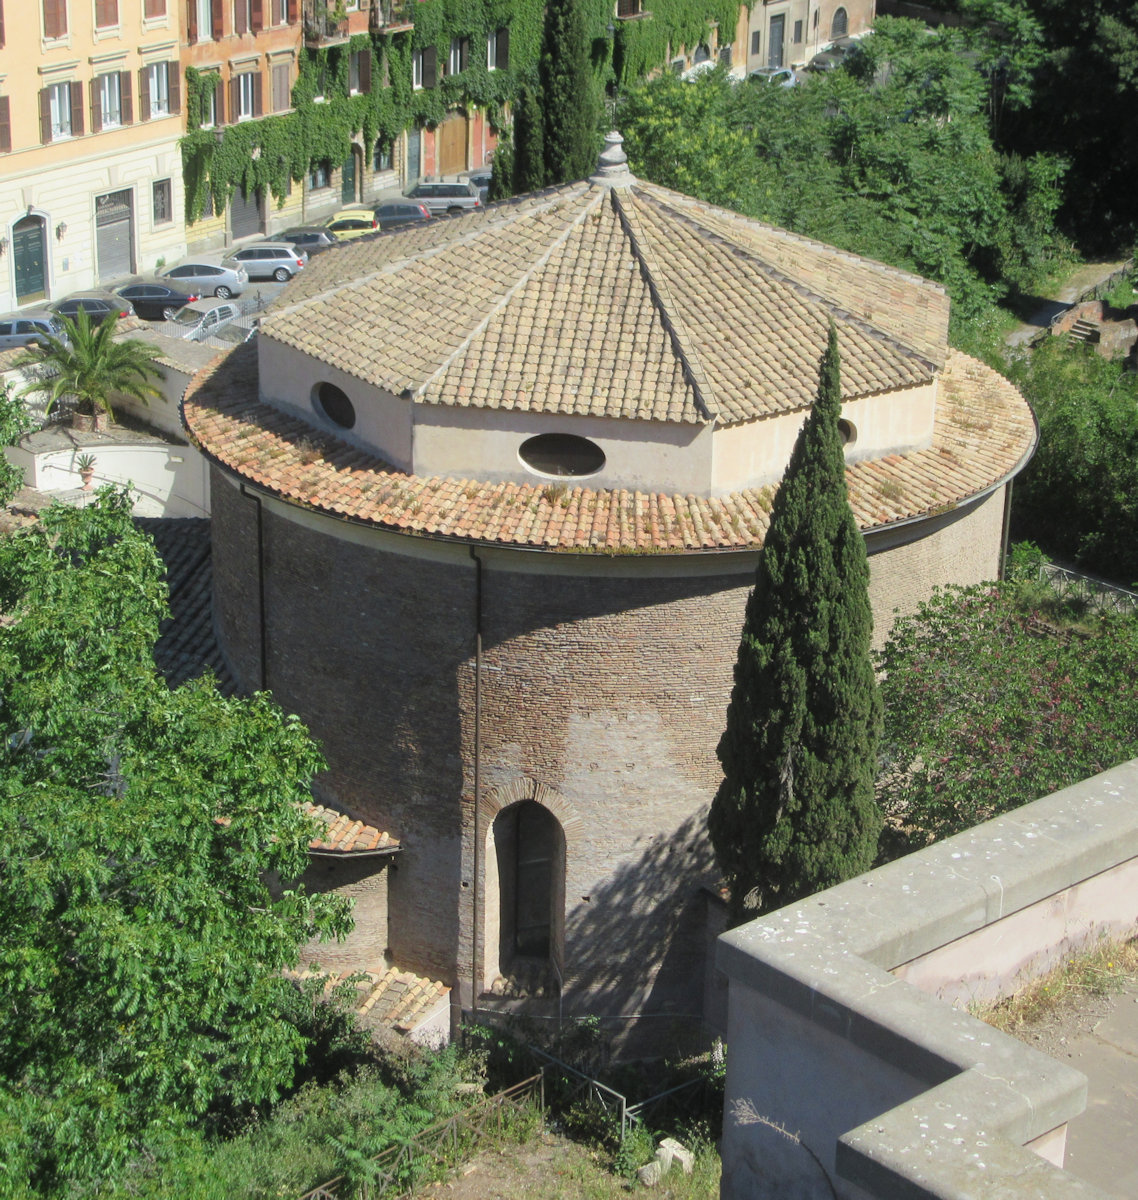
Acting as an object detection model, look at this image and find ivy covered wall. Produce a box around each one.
[181,0,741,222]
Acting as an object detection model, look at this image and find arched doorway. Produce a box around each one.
[12,215,47,304]
[486,800,565,990]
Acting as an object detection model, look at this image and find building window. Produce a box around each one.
[43,0,67,38]
[693,43,710,64]
[270,0,285,22]
[234,0,252,33]
[271,61,291,111]
[47,81,73,139]
[670,58,684,74]
[195,0,212,41]
[831,6,848,37]
[313,66,327,100]
[492,801,565,975]
[793,19,803,43]
[448,36,468,75]
[308,160,331,189]
[839,418,856,446]
[718,44,732,67]
[144,0,167,15]
[519,433,606,478]
[236,72,257,120]
[98,72,124,128]
[373,137,393,171]
[750,31,760,56]
[486,26,509,71]
[412,49,423,89]
[349,48,371,93]
[153,178,172,224]
[314,382,355,428]
[201,73,219,126]
[412,46,436,89]
[94,0,118,27]
[145,62,170,117]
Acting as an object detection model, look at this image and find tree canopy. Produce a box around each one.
[0,491,351,1190]
[709,326,882,922]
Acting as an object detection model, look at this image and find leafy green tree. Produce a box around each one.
[18,308,163,420]
[0,384,31,506]
[513,77,547,193]
[876,580,1138,853]
[0,491,351,1189]
[487,126,515,203]
[709,326,883,922]
[539,0,600,184]
[1009,337,1138,585]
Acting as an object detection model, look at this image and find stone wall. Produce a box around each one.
[297,856,392,977]
[717,760,1138,1200]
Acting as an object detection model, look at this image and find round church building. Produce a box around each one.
[184,134,1036,1037]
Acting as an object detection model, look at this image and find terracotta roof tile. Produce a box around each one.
[184,345,1034,554]
[301,800,400,855]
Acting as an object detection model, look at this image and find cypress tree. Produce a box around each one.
[487,127,515,203]
[539,0,600,185]
[512,79,547,193]
[709,323,883,925]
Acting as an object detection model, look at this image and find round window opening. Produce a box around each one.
[314,382,356,429]
[519,433,606,478]
[838,418,856,447]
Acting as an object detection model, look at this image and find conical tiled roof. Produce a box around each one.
[263,136,946,429]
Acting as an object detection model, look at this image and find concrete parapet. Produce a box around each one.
[716,759,1138,1199]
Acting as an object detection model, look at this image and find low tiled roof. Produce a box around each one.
[291,966,450,1035]
[301,800,400,855]
[263,178,939,427]
[183,344,1035,554]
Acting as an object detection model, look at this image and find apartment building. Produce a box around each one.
[0,0,187,310]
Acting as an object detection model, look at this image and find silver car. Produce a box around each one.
[164,300,242,341]
[0,310,67,350]
[222,243,308,282]
[160,260,248,299]
[404,180,483,216]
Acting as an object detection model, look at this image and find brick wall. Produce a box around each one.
[210,469,1010,1019]
[297,856,391,977]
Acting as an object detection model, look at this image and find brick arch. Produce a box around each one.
[477,777,584,847]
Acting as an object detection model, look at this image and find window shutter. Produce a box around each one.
[359,50,371,93]
[211,0,223,40]
[235,0,247,33]
[229,77,239,122]
[39,88,52,144]
[90,79,103,134]
[0,97,10,153]
[214,74,225,124]
[187,0,197,42]
[253,71,263,116]
[43,0,67,38]
[120,71,133,124]
[71,81,84,134]
[0,3,5,48]
[497,28,509,71]
[422,45,437,88]
[251,0,263,29]
[139,67,151,122]
[169,65,181,114]
[460,37,468,71]
[287,0,298,21]
[144,0,166,15]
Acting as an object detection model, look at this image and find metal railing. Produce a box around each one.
[298,1073,543,1200]
[1039,561,1138,616]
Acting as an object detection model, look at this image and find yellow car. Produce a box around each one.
[324,208,379,240]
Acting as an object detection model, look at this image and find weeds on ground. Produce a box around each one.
[971,937,1138,1036]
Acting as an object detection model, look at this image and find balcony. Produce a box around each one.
[370,0,414,33]
[303,1,351,47]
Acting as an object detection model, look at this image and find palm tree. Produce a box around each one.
[20,308,163,425]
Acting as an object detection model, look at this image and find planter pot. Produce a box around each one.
[71,411,110,433]
[80,469,95,491]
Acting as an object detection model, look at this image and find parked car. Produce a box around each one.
[160,260,248,299]
[114,281,199,321]
[461,169,494,204]
[374,201,432,231]
[0,310,67,351]
[804,37,857,72]
[324,208,379,240]
[272,227,341,255]
[404,181,483,216]
[749,66,798,87]
[223,242,308,282]
[51,291,135,326]
[164,300,242,341]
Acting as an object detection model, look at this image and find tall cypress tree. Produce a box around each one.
[539,0,600,185]
[512,79,547,194]
[709,323,883,925]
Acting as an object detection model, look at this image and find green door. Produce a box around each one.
[341,152,357,204]
[13,216,47,304]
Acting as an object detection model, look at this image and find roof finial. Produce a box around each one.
[590,130,635,188]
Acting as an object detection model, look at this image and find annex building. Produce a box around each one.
[182,134,1036,1036]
